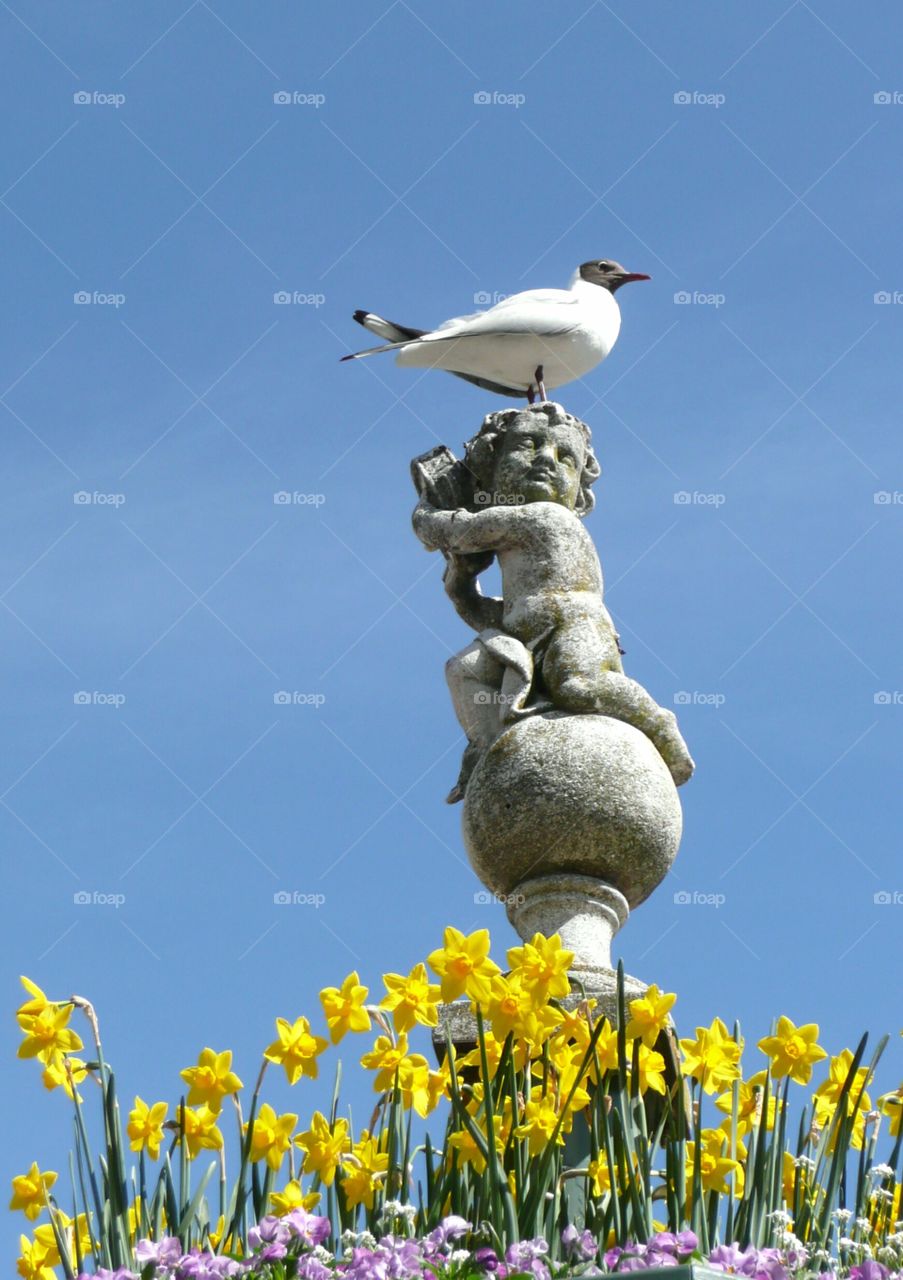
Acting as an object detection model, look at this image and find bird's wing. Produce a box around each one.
[431,289,582,340]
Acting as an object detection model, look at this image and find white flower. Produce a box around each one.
[834,1209,853,1224]
[312,1246,333,1263]
[450,1250,471,1263]
[871,1162,894,1178]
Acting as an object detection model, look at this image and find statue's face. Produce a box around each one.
[492,415,586,509]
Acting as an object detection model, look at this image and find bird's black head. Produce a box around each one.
[579,259,651,292]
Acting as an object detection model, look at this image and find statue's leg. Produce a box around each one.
[543,626,695,785]
[445,641,506,803]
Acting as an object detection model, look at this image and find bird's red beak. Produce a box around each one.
[619,272,651,283]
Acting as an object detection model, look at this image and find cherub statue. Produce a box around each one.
[411,403,694,802]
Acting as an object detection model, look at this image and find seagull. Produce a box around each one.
[341,259,650,401]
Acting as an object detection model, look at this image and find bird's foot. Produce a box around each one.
[533,364,547,401]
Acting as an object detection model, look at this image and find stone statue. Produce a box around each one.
[411,403,694,801]
[411,403,694,1003]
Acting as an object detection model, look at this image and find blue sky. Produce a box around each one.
[4,0,903,1260]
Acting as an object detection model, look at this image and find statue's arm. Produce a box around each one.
[412,501,513,555]
[443,554,504,632]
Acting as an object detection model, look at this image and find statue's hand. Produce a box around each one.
[443,550,494,596]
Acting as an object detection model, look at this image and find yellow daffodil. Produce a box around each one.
[17,1005,83,1065]
[207,1215,240,1253]
[16,978,52,1024]
[381,963,441,1034]
[177,1104,224,1159]
[9,1163,57,1221]
[340,1130,389,1209]
[16,1234,56,1280]
[626,985,677,1048]
[427,926,500,1003]
[360,1033,414,1091]
[813,1049,871,1113]
[397,1054,439,1117]
[879,1087,903,1138]
[516,1095,565,1155]
[587,1155,612,1198]
[295,1112,350,1185]
[264,1017,328,1085]
[758,1017,826,1085]
[34,1211,95,1262]
[127,1096,168,1160]
[715,1072,776,1137]
[635,1044,667,1096]
[320,972,371,1044]
[446,1117,503,1174]
[680,1018,742,1093]
[41,1055,89,1101]
[269,1179,321,1216]
[180,1048,242,1112]
[244,1103,298,1172]
[507,932,573,1003]
[686,1128,744,1197]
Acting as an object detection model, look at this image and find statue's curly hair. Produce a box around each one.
[462,403,601,516]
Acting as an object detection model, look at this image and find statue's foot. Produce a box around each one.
[446,740,483,805]
[651,709,695,786]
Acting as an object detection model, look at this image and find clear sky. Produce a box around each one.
[4,0,903,1262]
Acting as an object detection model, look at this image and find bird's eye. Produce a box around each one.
[597,261,611,271]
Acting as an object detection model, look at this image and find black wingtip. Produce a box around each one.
[352,309,369,327]
[339,353,355,362]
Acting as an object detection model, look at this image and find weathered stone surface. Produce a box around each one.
[461,711,682,909]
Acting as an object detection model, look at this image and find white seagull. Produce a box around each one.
[341,259,650,401]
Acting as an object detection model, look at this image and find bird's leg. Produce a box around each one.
[533,364,547,401]
[526,385,536,405]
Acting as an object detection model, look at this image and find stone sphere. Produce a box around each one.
[461,712,682,909]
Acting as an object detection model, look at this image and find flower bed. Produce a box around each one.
[11,928,903,1280]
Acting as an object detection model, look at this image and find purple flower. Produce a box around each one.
[296,1255,334,1280]
[136,1236,183,1268]
[562,1226,598,1263]
[82,1270,138,1280]
[474,1246,500,1272]
[851,1265,890,1280]
[427,1215,472,1250]
[175,1251,243,1279]
[709,1244,760,1276]
[248,1215,291,1252]
[285,1207,333,1248]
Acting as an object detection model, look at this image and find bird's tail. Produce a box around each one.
[340,311,426,361]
